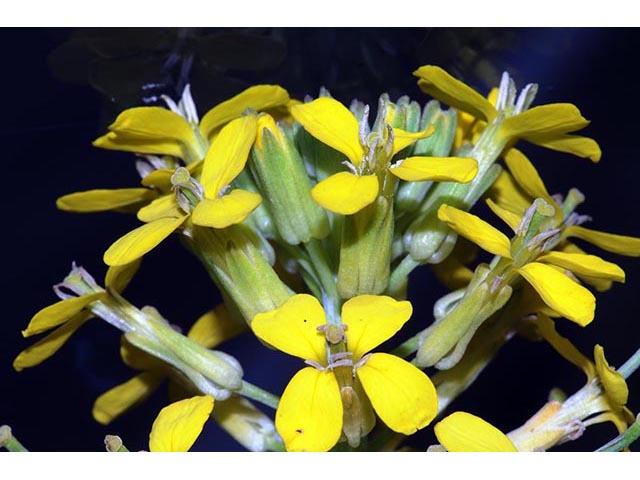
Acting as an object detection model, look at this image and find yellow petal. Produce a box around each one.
[563,226,640,257]
[191,190,262,229]
[311,172,378,215]
[503,148,551,202]
[93,371,166,425]
[341,295,412,360]
[103,216,186,266]
[594,345,628,408]
[200,115,258,198]
[149,395,214,452]
[537,251,625,283]
[187,304,248,349]
[22,293,104,337]
[518,262,595,326]
[525,133,601,162]
[137,194,182,223]
[199,85,289,141]
[141,169,174,193]
[437,204,512,258]
[14,312,91,371]
[434,411,517,452]
[275,367,342,452]
[391,125,435,155]
[56,188,157,213]
[94,107,197,159]
[104,258,142,294]
[533,314,595,380]
[501,104,589,140]
[390,156,478,183]
[485,198,522,232]
[291,97,364,166]
[357,353,437,435]
[413,65,496,122]
[487,170,532,216]
[251,294,327,363]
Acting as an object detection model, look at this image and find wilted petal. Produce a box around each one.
[22,293,104,337]
[563,226,640,257]
[537,251,625,283]
[501,103,589,140]
[594,345,628,409]
[525,133,601,162]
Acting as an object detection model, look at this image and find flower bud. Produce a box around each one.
[338,196,393,298]
[250,114,329,245]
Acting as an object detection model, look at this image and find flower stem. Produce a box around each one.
[390,330,422,358]
[595,415,640,452]
[618,345,640,379]
[239,381,280,410]
[0,425,28,452]
[387,255,420,297]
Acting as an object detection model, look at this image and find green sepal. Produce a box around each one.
[187,224,293,323]
[250,123,329,245]
[337,196,394,298]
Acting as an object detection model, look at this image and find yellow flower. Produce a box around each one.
[414,65,601,162]
[103,115,262,266]
[13,261,140,371]
[92,304,246,425]
[291,97,478,215]
[94,84,289,164]
[252,294,438,452]
[437,204,625,326]
[148,395,214,452]
[434,411,517,452]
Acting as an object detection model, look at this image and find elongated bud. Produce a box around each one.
[250,114,329,244]
[338,196,394,298]
[187,224,293,323]
[212,396,283,451]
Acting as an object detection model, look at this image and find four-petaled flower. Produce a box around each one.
[103,115,262,266]
[252,293,438,452]
[292,97,478,215]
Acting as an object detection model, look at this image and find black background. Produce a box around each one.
[1,28,639,452]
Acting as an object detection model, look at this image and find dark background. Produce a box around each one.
[1,28,639,452]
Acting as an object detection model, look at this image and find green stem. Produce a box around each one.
[387,255,420,297]
[0,425,27,452]
[239,381,280,410]
[305,239,341,323]
[390,330,422,358]
[595,415,640,452]
[618,345,640,379]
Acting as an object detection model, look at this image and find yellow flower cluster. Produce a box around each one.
[11,64,640,453]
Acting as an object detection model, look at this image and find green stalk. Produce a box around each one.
[618,345,640,379]
[596,416,640,452]
[239,381,280,410]
[0,425,27,452]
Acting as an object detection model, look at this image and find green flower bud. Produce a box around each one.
[337,196,393,298]
[250,114,329,245]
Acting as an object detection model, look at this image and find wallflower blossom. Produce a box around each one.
[292,97,478,215]
[13,261,140,371]
[252,294,437,451]
[414,65,601,162]
[103,114,261,266]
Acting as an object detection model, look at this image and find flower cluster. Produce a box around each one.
[6,64,640,453]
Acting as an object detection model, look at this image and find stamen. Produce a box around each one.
[528,228,562,250]
[495,72,510,111]
[180,84,200,126]
[327,359,353,369]
[353,353,372,375]
[161,94,181,115]
[304,359,326,371]
[359,105,370,146]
